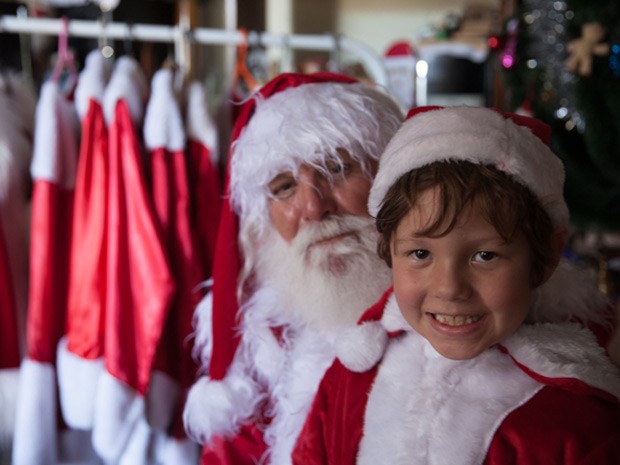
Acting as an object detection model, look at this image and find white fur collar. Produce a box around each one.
[336,275,620,402]
[359,331,543,465]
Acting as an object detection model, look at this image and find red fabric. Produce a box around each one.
[486,386,620,464]
[105,99,175,395]
[186,139,221,279]
[293,355,620,465]
[26,181,73,363]
[209,72,358,381]
[201,424,268,465]
[66,98,108,361]
[149,142,203,436]
[0,222,20,368]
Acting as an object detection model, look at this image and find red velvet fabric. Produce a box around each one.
[66,98,108,361]
[201,424,268,465]
[104,99,175,395]
[0,221,20,368]
[186,139,221,279]
[148,142,203,437]
[26,180,73,363]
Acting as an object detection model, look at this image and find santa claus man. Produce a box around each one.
[183,72,404,464]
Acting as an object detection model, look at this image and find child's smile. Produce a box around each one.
[391,186,535,360]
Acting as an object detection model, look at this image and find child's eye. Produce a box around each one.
[473,251,497,262]
[409,249,430,260]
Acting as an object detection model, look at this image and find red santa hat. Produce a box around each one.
[368,106,569,229]
[209,72,404,380]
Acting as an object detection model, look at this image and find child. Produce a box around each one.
[292,106,620,465]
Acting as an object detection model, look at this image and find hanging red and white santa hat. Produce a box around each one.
[208,72,404,381]
[368,105,569,228]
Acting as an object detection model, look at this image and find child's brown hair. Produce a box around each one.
[375,160,556,287]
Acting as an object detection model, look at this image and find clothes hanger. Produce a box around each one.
[232,28,258,95]
[50,16,77,85]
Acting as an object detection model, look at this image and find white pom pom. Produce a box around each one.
[335,322,388,372]
[183,370,263,445]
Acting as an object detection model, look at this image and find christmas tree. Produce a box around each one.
[498,0,620,232]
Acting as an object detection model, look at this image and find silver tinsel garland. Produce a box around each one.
[520,0,586,131]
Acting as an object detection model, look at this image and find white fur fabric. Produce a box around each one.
[186,81,219,163]
[230,82,403,236]
[11,361,57,465]
[143,68,185,152]
[368,106,569,228]
[92,371,145,464]
[74,50,111,120]
[358,330,543,465]
[102,56,148,127]
[56,336,104,430]
[31,80,79,190]
[356,295,620,465]
[0,368,19,462]
[336,321,388,373]
[184,284,341,465]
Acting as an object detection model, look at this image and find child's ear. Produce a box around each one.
[541,227,569,284]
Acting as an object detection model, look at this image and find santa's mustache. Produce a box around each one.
[291,215,376,255]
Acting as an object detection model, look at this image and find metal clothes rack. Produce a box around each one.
[0,15,389,87]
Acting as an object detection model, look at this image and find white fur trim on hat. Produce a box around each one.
[230,82,403,236]
[186,81,219,164]
[30,81,79,189]
[103,56,148,126]
[144,68,186,152]
[74,50,112,119]
[183,370,263,445]
[368,106,569,228]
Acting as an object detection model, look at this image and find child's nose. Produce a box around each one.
[432,262,472,301]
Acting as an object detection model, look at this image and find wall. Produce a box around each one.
[338,0,499,56]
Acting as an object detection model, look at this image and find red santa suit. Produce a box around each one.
[183,73,405,465]
[293,275,620,465]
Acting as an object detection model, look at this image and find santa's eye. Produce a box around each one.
[268,174,297,200]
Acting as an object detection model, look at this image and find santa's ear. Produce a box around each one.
[541,227,569,285]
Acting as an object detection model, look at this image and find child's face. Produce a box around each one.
[391,186,534,360]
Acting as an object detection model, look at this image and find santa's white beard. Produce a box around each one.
[254,215,392,330]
